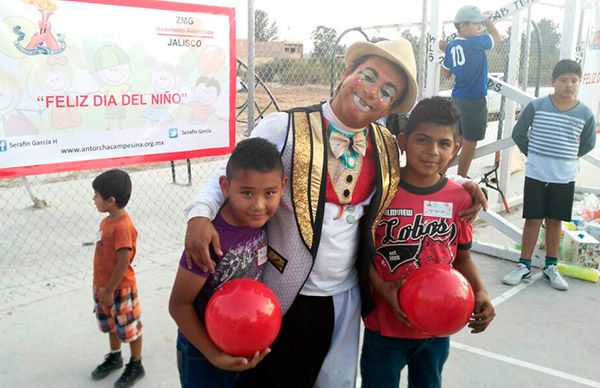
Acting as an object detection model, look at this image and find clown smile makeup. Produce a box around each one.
[353,94,371,112]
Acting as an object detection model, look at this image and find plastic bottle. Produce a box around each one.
[557,262,600,283]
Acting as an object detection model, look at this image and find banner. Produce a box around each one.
[578,0,600,131]
[0,0,236,177]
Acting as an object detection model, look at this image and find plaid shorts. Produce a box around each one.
[93,286,142,343]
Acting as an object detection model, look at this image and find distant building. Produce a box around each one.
[236,39,303,63]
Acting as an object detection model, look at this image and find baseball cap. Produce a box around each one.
[454,5,488,24]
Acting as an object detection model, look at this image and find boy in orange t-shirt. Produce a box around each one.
[91,169,144,387]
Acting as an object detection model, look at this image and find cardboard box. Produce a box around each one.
[560,230,600,269]
[584,221,600,242]
[539,222,575,250]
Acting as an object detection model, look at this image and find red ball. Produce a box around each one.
[205,278,282,358]
[399,264,474,337]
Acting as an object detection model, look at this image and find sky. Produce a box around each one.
[193,0,567,53]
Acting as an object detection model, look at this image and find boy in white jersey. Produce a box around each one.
[502,59,596,290]
[441,5,500,177]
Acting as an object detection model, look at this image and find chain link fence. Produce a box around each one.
[0,159,225,303]
[1,4,564,305]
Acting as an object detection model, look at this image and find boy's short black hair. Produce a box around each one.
[226,138,283,178]
[386,113,410,137]
[404,96,461,138]
[92,169,132,208]
[552,59,582,80]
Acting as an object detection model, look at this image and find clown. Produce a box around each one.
[183,39,485,388]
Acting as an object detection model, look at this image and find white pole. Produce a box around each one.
[561,0,579,59]
[498,15,522,204]
[418,0,429,99]
[521,2,533,91]
[425,0,441,97]
[247,0,255,132]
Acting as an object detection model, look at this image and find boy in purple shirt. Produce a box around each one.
[169,138,287,388]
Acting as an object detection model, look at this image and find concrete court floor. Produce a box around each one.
[1,244,599,388]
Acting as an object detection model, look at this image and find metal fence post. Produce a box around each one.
[418,0,429,99]
[247,0,255,133]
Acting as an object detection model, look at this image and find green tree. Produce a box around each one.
[529,18,561,85]
[311,25,343,60]
[487,18,560,86]
[401,29,420,58]
[255,9,278,42]
[487,31,510,76]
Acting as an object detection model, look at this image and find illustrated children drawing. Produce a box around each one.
[190,76,221,123]
[502,59,596,291]
[169,138,287,388]
[91,169,145,387]
[141,58,179,127]
[361,97,495,388]
[94,45,131,130]
[0,71,39,137]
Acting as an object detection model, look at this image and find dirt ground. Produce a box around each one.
[237,83,331,117]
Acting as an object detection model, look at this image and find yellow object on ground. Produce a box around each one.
[557,263,600,283]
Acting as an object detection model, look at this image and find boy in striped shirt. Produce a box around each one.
[502,59,596,290]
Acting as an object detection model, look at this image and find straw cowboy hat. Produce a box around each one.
[345,38,418,114]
